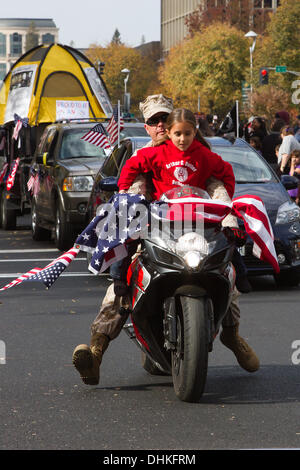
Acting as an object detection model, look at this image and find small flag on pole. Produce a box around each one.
[106,105,124,146]
[12,113,29,140]
[6,158,20,191]
[81,123,111,149]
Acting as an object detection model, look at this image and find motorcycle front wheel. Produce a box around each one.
[172,296,209,403]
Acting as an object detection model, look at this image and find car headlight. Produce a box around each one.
[63,176,94,192]
[275,201,300,225]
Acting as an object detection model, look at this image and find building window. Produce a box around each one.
[0,34,6,57]
[0,63,6,80]
[10,33,22,56]
[42,33,55,44]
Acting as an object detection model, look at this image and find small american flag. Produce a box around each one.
[106,106,124,146]
[0,246,80,291]
[12,113,29,140]
[0,163,8,183]
[81,123,111,150]
[6,158,20,191]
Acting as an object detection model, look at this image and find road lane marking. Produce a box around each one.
[0,272,108,278]
[0,249,60,253]
[0,258,86,262]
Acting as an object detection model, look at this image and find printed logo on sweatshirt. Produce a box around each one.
[174,166,188,183]
[166,160,197,185]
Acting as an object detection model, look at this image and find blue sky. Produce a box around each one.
[0,0,161,48]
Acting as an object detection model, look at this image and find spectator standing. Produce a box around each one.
[249,136,263,155]
[278,126,300,174]
[293,115,300,143]
[288,149,300,204]
[275,110,290,125]
[245,117,268,145]
[261,118,285,171]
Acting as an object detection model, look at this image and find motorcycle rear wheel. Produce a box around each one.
[172,296,209,403]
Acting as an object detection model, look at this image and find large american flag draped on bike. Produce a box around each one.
[75,192,279,275]
[0,192,279,291]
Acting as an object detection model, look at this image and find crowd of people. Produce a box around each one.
[194,110,300,205]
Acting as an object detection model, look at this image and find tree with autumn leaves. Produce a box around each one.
[86,0,300,122]
[86,39,160,116]
[159,22,248,116]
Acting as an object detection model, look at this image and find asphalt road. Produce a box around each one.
[0,215,300,452]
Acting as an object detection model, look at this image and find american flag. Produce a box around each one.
[0,163,8,183]
[106,106,124,146]
[75,192,279,276]
[76,193,148,274]
[0,246,80,291]
[0,193,279,292]
[231,194,279,273]
[12,113,29,140]
[81,123,111,150]
[6,158,20,191]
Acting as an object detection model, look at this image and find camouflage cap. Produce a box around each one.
[139,94,173,122]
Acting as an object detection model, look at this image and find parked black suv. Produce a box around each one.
[30,121,148,250]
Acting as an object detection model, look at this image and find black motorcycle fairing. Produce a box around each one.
[129,265,233,339]
[130,306,172,374]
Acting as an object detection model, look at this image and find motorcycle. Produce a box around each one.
[123,186,236,403]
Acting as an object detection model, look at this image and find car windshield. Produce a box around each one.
[59,129,108,160]
[161,186,211,201]
[119,126,148,139]
[212,146,274,183]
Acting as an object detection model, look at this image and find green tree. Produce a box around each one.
[159,23,248,115]
[25,21,39,51]
[111,29,122,45]
[254,0,300,91]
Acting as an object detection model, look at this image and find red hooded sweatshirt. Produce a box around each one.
[118,139,235,200]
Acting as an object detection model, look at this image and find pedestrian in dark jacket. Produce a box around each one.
[245,117,268,144]
[261,118,285,170]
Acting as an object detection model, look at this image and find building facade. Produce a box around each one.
[0,18,59,80]
[161,0,280,55]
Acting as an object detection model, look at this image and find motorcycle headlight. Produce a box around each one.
[175,232,209,256]
[63,176,94,192]
[275,201,300,225]
[184,251,203,269]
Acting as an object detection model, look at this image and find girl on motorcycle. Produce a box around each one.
[72,107,259,387]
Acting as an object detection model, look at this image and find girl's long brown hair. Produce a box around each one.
[154,108,211,149]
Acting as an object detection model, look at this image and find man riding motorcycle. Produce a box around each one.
[72,95,259,386]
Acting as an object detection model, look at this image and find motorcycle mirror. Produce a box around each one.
[98,176,119,192]
[281,174,299,190]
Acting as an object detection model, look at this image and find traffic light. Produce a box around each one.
[96,61,105,75]
[259,67,269,85]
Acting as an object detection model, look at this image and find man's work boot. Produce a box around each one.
[220,325,260,372]
[72,333,110,385]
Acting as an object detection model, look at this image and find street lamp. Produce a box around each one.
[121,68,130,114]
[244,30,257,108]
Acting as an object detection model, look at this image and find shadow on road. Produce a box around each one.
[84,364,299,406]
